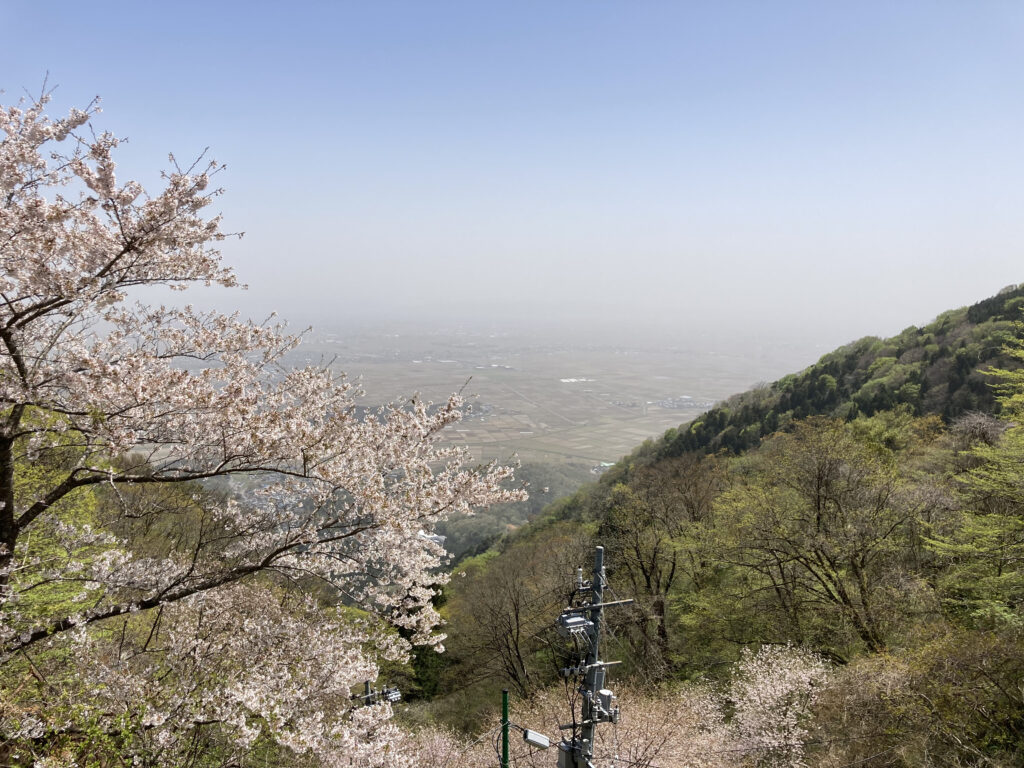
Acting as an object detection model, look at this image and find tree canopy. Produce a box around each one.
[0,91,519,767]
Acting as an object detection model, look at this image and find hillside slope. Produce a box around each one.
[422,286,1024,767]
[612,283,1024,477]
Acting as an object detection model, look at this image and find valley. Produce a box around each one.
[290,326,823,465]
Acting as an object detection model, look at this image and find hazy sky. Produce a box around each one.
[4,1,1024,353]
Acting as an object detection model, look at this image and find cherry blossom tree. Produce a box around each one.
[729,645,829,768]
[398,647,829,768]
[0,90,520,766]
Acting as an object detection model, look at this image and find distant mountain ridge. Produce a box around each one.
[641,283,1024,462]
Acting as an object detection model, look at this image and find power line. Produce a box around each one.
[458,724,503,756]
[435,580,570,700]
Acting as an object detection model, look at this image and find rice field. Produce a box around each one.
[291,328,813,465]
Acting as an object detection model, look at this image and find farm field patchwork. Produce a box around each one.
[290,328,818,464]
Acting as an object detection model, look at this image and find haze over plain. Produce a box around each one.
[3,1,1023,359]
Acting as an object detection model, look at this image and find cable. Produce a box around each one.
[492,726,502,766]
[437,581,567,700]
[593,572,645,673]
[438,615,562,700]
[454,724,503,757]
[446,580,566,668]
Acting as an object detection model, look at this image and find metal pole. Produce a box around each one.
[579,546,605,767]
[501,688,510,768]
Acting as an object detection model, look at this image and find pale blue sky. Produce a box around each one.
[4,1,1024,351]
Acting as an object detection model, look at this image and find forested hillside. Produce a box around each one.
[416,289,1024,768]
[645,283,1024,461]
[435,460,593,562]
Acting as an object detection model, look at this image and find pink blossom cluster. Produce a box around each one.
[0,90,523,765]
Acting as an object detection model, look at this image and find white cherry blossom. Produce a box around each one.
[0,90,522,766]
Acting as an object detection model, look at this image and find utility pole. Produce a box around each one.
[498,688,550,763]
[579,546,605,767]
[556,546,632,768]
[502,689,510,768]
[355,680,401,707]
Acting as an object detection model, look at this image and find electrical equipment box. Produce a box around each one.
[598,689,619,723]
[557,741,574,768]
[523,729,550,749]
[556,613,593,639]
